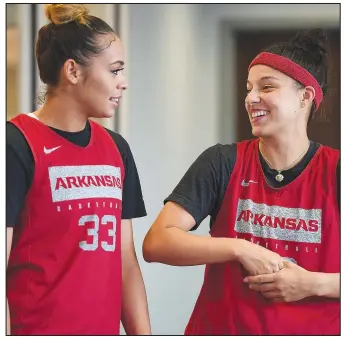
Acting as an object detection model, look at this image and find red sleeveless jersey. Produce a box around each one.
[7,114,125,335]
[185,139,339,335]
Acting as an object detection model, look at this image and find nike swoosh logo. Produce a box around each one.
[241,180,258,187]
[44,146,61,154]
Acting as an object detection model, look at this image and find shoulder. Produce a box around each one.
[6,120,35,193]
[204,142,238,173]
[94,126,133,168]
[317,144,340,165]
[7,120,24,142]
[185,143,238,183]
[102,128,138,177]
[216,142,237,159]
[103,128,131,156]
[6,121,32,154]
[320,144,340,155]
[89,121,130,156]
[173,142,239,193]
[197,143,237,163]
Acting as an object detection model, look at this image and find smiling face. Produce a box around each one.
[64,34,128,119]
[245,65,306,138]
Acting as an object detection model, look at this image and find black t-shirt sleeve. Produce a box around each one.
[164,143,237,230]
[105,129,147,220]
[6,122,34,227]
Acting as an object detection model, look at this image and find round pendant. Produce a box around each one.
[275,173,284,182]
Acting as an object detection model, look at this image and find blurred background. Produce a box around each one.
[6,3,340,335]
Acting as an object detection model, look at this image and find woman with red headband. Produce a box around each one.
[143,30,339,335]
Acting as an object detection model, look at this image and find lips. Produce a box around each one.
[251,110,269,118]
[110,97,120,104]
[109,96,122,108]
[249,109,270,123]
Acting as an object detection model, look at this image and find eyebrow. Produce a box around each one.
[247,76,279,84]
[110,60,124,66]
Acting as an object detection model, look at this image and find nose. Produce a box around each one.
[118,83,128,91]
[117,75,128,91]
[245,89,261,106]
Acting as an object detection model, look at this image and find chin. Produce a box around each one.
[95,110,115,119]
[103,110,116,118]
[252,128,276,138]
[251,126,263,137]
[251,126,271,138]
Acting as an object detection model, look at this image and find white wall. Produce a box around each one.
[125,4,215,335]
[122,3,340,335]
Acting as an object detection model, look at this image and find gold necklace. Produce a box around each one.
[259,141,310,183]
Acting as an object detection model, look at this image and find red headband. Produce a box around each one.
[248,52,323,110]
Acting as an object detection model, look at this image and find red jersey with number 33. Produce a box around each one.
[185,139,340,335]
[7,114,124,335]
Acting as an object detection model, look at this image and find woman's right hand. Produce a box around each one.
[236,239,284,276]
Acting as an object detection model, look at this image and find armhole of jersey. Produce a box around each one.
[218,142,239,205]
[226,142,241,189]
[216,140,251,214]
[333,153,340,216]
[209,143,239,235]
[10,120,39,166]
[90,121,126,181]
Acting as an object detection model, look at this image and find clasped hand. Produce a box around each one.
[244,261,313,303]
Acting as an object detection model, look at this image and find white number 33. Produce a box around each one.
[78,214,116,252]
